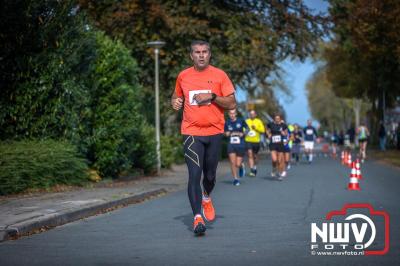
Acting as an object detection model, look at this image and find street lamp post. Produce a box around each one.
[147,40,165,175]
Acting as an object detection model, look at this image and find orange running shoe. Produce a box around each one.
[202,197,215,222]
[193,215,206,235]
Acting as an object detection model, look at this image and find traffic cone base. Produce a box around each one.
[348,178,361,190]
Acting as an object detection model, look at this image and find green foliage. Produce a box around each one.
[160,135,184,168]
[0,140,89,195]
[0,1,158,179]
[86,31,156,177]
[0,0,95,141]
[327,0,400,117]
[306,66,356,131]
[80,0,328,129]
[133,124,157,172]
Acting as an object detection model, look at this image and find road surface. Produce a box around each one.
[0,155,399,265]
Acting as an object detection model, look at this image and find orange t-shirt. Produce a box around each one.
[175,65,235,136]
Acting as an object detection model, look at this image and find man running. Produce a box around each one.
[224,109,248,186]
[245,110,265,177]
[356,123,370,162]
[282,122,292,172]
[330,130,339,159]
[291,124,302,164]
[266,114,288,180]
[171,40,236,236]
[303,119,318,164]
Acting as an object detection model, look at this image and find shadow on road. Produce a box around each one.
[261,176,282,182]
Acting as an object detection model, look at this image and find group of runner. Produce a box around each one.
[328,124,370,162]
[224,110,318,183]
[171,40,318,235]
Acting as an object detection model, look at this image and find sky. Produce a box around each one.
[279,0,329,125]
[235,1,329,126]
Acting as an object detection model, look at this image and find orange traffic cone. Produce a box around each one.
[355,159,363,180]
[348,162,361,191]
[342,151,348,165]
[347,152,352,168]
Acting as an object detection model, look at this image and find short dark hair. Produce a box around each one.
[190,40,210,53]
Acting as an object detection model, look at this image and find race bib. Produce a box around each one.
[272,135,281,143]
[230,136,240,144]
[189,90,211,106]
[306,129,313,135]
[247,130,256,137]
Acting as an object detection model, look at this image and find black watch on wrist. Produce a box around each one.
[211,93,217,101]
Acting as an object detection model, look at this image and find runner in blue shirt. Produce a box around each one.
[224,109,248,186]
[303,119,318,163]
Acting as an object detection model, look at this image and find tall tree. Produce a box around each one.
[327,0,400,124]
[79,0,327,131]
[306,64,370,131]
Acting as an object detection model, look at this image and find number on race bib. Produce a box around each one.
[306,129,313,135]
[230,136,241,144]
[247,130,256,137]
[272,135,281,143]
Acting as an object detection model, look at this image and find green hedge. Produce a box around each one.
[161,135,184,168]
[85,32,156,177]
[0,140,89,195]
[0,1,173,179]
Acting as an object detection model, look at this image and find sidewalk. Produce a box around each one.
[0,161,230,242]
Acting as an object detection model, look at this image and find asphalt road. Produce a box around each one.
[0,155,399,266]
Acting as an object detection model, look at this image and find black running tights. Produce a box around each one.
[183,134,222,215]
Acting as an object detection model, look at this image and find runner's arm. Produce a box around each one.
[255,120,266,133]
[171,91,184,111]
[224,123,230,137]
[193,93,236,110]
[215,93,236,109]
[265,127,272,138]
[242,122,249,137]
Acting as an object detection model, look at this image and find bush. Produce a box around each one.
[0,140,89,195]
[86,32,156,177]
[0,0,159,178]
[161,135,184,168]
[0,0,94,142]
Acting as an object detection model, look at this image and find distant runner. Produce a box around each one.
[330,130,339,159]
[266,114,288,180]
[171,40,236,236]
[224,109,248,186]
[291,124,303,164]
[283,122,293,171]
[303,119,318,164]
[357,123,370,162]
[245,110,265,177]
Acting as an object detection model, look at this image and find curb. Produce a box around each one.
[0,188,167,242]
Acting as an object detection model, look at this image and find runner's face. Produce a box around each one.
[228,110,237,120]
[190,44,211,70]
[274,116,281,123]
[249,111,256,119]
